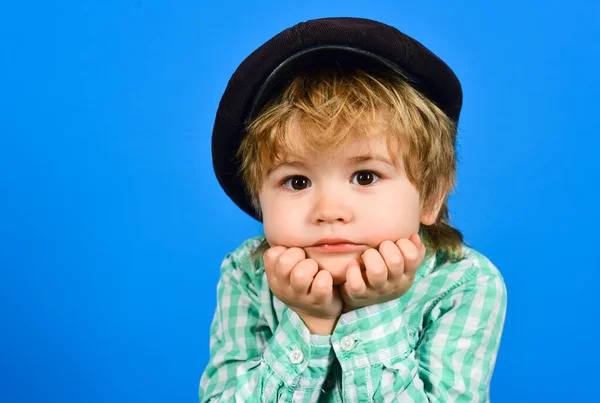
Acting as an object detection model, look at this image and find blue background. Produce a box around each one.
[1,1,598,402]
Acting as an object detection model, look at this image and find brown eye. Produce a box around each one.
[283,176,311,190]
[352,171,380,186]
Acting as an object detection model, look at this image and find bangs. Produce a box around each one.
[248,70,408,173]
[265,112,402,170]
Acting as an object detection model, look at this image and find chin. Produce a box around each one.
[306,253,360,286]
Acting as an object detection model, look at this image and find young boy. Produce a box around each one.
[200,17,507,402]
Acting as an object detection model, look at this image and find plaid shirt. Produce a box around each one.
[199,236,507,402]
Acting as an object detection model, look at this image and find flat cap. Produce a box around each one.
[212,17,462,220]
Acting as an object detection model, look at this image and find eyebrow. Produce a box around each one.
[267,160,307,175]
[268,154,394,175]
[347,154,395,166]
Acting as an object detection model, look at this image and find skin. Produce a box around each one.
[259,130,442,334]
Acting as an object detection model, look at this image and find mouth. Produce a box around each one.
[308,238,366,253]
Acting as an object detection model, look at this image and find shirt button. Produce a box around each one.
[340,336,356,351]
[289,349,304,364]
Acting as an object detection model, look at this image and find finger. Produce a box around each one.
[263,246,288,284]
[290,259,319,294]
[378,240,404,280]
[309,269,333,302]
[410,232,427,257]
[344,259,367,297]
[275,247,306,281]
[362,248,388,290]
[411,233,427,259]
[396,235,424,276]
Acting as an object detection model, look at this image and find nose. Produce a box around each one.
[310,189,354,224]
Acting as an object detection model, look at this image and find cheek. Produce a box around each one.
[360,187,422,241]
[261,196,306,247]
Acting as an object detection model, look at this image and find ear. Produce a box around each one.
[420,195,444,226]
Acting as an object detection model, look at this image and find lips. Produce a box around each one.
[309,238,365,253]
[311,238,357,246]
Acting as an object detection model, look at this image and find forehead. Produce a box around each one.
[291,135,388,157]
[268,128,402,169]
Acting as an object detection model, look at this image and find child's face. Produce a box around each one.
[259,130,434,285]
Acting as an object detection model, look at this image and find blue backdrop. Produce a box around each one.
[1,1,598,402]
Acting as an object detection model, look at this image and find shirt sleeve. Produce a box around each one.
[199,250,336,402]
[331,266,507,402]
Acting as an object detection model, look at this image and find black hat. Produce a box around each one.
[212,17,462,221]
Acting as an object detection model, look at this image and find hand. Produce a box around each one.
[340,233,426,312]
[263,246,344,333]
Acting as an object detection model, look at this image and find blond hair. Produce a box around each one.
[237,69,464,264]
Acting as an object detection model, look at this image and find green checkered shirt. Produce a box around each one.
[199,236,507,402]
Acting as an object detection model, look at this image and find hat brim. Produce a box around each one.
[248,45,418,121]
